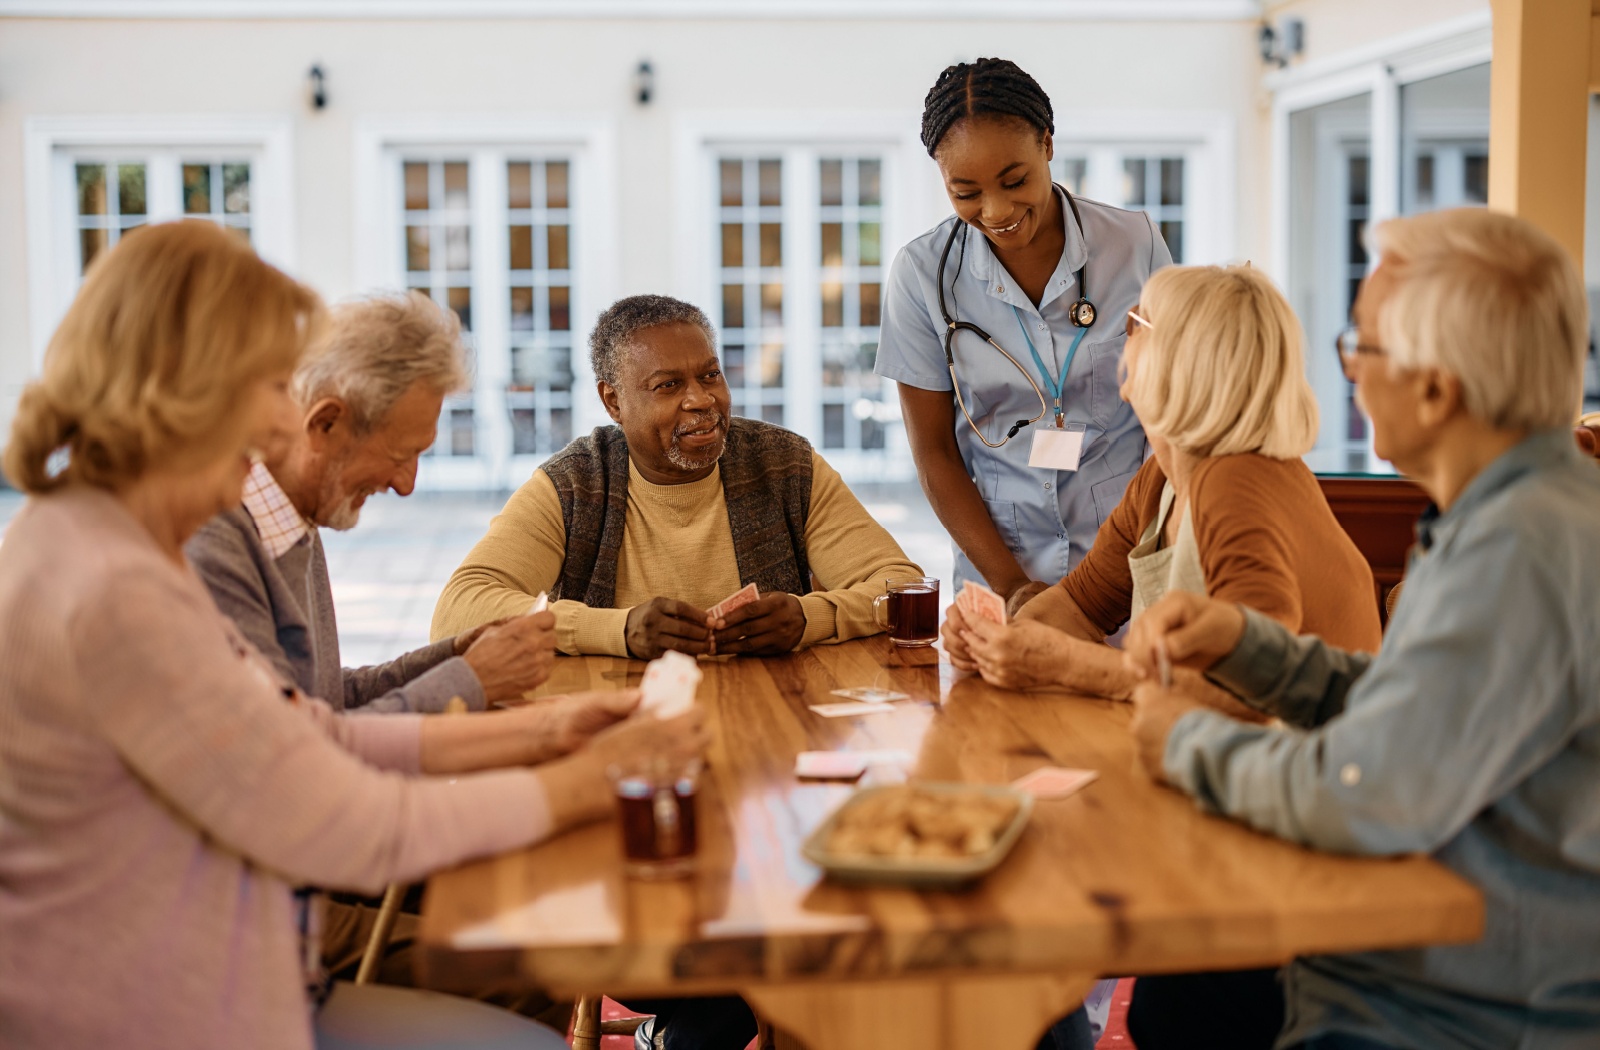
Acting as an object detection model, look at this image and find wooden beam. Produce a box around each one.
[1489,0,1590,267]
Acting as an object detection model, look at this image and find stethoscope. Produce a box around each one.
[935,186,1096,449]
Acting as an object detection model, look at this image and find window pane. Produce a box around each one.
[183,164,211,214]
[547,225,569,270]
[760,340,784,387]
[1159,222,1183,266]
[406,225,431,270]
[546,161,569,209]
[1400,64,1490,215]
[821,281,843,328]
[1122,159,1146,207]
[821,223,842,268]
[758,159,781,206]
[859,222,881,266]
[859,159,881,206]
[443,162,470,209]
[507,162,532,209]
[77,164,107,215]
[80,227,108,270]
[447,285,472,332]
[721,284,744,329]
[1464,154,1489,204]
[1159,159,1183,207]
[721,223,744,267]
[859,283,881,327]
[720,160,743,206]
[820,159,843,206]
[759,223,782,267]
[404,162,430,210]
[511,286,534,330]
[117,164,147,216]
[509,225,533,270]
[823,403,846,448]
[1054,157,1086,196]
[761,283,782,325]
[450,408,475,456]
[222,164,250,214]
[549,285,570,331]
[445,225,470,271]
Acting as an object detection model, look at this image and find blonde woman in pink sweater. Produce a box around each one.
[0,221,708,1050]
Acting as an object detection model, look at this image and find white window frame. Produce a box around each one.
[353,116,618,491]
[23,114,295,372]
[673,112,930,483]
[1268,10,1492,474]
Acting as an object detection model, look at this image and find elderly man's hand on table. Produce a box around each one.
[959,616,1071,691]
[711,593,806,656]
[626,598,715,658]
[1129,680,1211,784]
[461,611,558,702]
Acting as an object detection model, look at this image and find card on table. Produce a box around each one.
[709,582,759,620]
[640,649,701,720]
[807,701,901,718]
[1011,766,1099,800]
[794,749,913,780]
[957,579,1007,625]
[829,687,910,704]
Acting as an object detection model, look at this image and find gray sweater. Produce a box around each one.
[187,506,484,714]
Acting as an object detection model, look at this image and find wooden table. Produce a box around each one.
[418,638,1482,1050]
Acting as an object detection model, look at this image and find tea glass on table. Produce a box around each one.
[608,755,702,879]
[872,576,941,648]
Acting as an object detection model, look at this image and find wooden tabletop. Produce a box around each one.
[418,637,1482,1050]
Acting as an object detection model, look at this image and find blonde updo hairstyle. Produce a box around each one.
[1121,264,1319,460]
[3,220,323,494]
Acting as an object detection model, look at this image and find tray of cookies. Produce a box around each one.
[801,781,1033,888]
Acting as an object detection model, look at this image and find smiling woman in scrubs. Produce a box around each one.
[877,57,1172,613]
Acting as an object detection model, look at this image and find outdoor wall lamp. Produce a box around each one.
[308,64,327,110]
[635,60,654,105]
[1259,17,1304,69]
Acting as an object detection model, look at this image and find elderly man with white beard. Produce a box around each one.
[188,291,557,716]
[432,293,922,659]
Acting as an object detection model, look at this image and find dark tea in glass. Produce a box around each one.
[872,576,941,647]
[613,768,698,879]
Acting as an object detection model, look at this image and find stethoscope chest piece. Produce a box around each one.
[1069,299,1096,328]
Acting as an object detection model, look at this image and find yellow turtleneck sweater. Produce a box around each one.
[431,452,923,656]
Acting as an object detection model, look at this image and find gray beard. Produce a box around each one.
[663,412,727,472]
[319,490,364,531]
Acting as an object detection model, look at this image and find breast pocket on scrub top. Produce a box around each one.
[1086,334,1130,431]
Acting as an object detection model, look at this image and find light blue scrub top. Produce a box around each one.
[875,185,1172,588]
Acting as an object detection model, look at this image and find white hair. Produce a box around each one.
[291,290,469,430]
[1371,208,1588,431]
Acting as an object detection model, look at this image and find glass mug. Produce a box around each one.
[608,755,702,879]
[872,576,941,648]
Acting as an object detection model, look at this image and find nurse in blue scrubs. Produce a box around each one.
[876,57,1172,614]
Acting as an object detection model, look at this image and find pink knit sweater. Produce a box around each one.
[0,487,552,1050]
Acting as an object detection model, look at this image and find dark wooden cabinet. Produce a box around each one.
[1317,475,1430,620]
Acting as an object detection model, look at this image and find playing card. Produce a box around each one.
[795,749,913,780]
[958,580,1007,625]
[640,649,702,719]
[807,701,900,718]
[1011,766,1099,800]
[709,582,759,620]
[528,591,549,615]
[1156,638,1173,688]
[828,687,910,704]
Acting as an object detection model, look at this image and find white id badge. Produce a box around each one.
[1029,423,1086,471]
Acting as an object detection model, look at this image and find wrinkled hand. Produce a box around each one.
[941,602,979,671]
[462,612,557,702]
[583,704,712,775]
[452,616,514,656]
[1129,680,1208,783]
[712,593,806,656]
[1005,580,1051,619]
[626,598,713,659]
[543,689,642,755]
[1124,592,1246,681]
[961,616,1070,691]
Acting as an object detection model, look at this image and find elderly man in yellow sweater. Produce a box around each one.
[432,294,922,659]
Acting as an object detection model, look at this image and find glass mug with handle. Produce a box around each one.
[609,754,702,879]
[872,576,941,648]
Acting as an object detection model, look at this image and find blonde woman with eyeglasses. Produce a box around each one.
[946,264,1382,702]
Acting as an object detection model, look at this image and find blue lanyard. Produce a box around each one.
[1010,304,1087,429]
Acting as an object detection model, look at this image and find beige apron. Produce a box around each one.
[1128,480,1208,621]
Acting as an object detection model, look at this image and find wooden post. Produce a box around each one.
[1488,0,1591,268]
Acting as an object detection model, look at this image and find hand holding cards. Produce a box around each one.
[708,583,758,622]
[640,649,701,720]
[956,580,1007,626]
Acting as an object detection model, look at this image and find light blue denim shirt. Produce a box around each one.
[874,186,1170,588]
[1166,429,1600,1049]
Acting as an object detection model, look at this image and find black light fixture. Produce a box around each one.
[1258,17,1305,69]
[308,64,328,111]
[634,60,654,106]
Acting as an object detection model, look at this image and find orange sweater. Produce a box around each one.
[1059,454,1382,653]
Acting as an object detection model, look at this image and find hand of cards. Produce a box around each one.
[640,649,701,719]
[956,580,1007,625]
[708,582,759,621]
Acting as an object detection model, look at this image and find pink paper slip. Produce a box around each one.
[1011,766,1099,800]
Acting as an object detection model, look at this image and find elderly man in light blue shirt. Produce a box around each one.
[1124,208,1600,1050]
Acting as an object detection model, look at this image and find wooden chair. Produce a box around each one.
[570,999,776,1049]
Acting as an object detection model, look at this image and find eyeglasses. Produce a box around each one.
[1334,324,1387,381]
[1125,308,1154,339]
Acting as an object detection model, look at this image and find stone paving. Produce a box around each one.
[0,484,953,668]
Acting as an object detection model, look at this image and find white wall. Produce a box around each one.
[0,11,1264,457]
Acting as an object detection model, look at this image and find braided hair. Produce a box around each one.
[920,58,1054,158]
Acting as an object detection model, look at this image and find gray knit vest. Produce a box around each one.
[542,417,814,608]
